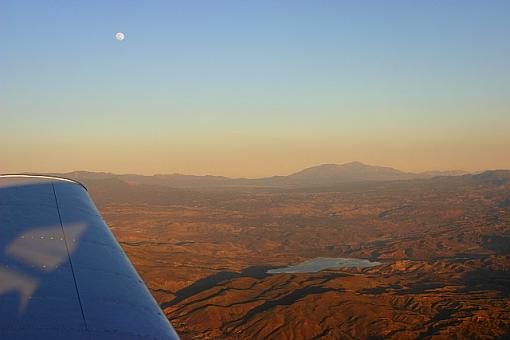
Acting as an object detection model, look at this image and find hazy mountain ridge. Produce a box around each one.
[49,162,482,189]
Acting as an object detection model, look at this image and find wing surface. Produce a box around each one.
[0,175,179,339]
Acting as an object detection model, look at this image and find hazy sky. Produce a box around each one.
[2,1,509,177]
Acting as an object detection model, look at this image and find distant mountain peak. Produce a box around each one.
[285,162,412,185]
[341,161,368,167]
[315,161,367,168]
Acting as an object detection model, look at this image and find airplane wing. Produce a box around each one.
[0,175,179,339]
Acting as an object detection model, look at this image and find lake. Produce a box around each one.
[267,257,382,274]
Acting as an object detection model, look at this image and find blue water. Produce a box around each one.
[267,257,381,274]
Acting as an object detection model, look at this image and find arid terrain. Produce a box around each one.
[62,164,510,339]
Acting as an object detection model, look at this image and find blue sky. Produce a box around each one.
[1,1,509,176]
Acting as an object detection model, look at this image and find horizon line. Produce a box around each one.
[7,161,497,180]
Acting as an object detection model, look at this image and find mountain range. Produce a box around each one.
[50,162,471,189]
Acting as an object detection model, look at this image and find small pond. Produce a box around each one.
[267,257,382,274]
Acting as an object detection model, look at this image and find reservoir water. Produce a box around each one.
[267,257,382,274]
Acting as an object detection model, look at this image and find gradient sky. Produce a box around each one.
[1,1,509,177]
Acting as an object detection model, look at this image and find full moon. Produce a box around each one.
[115,32,125,41]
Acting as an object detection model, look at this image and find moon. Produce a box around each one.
[115,32,125,41]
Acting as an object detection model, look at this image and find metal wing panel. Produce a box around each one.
[0,177,86,335]
[0,176,179,339]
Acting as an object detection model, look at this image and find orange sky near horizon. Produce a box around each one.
[2,123,509,178]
